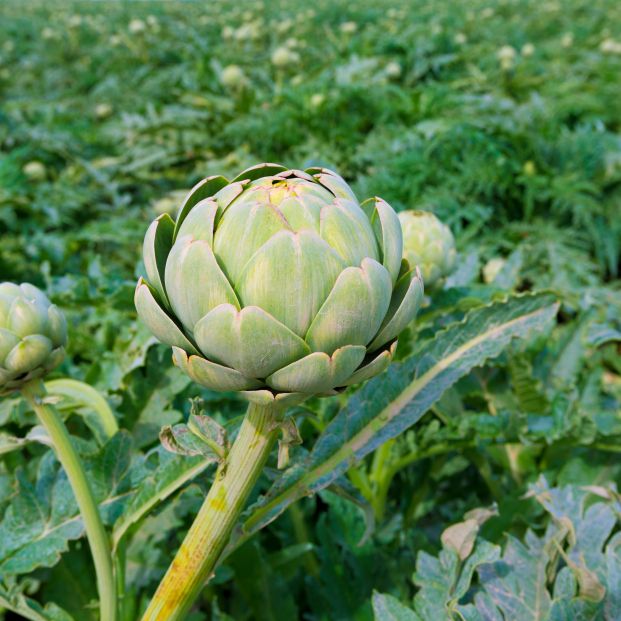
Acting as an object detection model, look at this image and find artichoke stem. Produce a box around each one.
[20,379,117,621]
[142,401,281,621]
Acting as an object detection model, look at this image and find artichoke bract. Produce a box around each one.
[135,164,423,406]
[398,210,456,289]
[0,283,67,395]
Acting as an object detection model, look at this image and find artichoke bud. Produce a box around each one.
[398,210,457,290]
[0,283,67,395]
[135,164,424,404]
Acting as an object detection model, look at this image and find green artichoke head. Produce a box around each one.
[398,210,456,289]
[135,164,423,407]
[0,283,67,395]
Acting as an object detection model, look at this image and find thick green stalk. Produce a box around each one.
[142,402,280,621]
[21,380,117,621]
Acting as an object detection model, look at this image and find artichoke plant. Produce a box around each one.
[135,164,424,404]
[0,283,67,395]
[398,210,456,289]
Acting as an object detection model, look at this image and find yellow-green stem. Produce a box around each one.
[21,380,117,621]
[141,401,280,621]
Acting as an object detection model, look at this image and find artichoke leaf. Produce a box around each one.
[46,305,67,346]
[19,283,51,307]
[277,196,321,232]
[275,168,315,182]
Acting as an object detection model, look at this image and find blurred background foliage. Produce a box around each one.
[0,0,620,619]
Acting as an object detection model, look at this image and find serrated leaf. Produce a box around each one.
[0,582,74,621]
[0,430,210,578]
[112,446,213,549]
[0,431,32,455]
[159,423,224,459]
[476,534,554,620]
[242,294,559,536]
[550,312,593,386]
[473,479,621,620]
[0,433,133,575]
[413,539,500,619]
[228,540,298,621]
[530,477,617,576]
[0,426,52,455]
[508,355,548,414]
[372,592,422,621]
[187,409,228,453]
[585,322,621,348]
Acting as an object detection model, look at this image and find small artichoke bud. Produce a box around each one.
[135,164,424,404]
[483,257,506,284]
[220,64,248,90]
[271,46,300,68]
[23,161,47,181]
[0,283,67,395]
[398,210,457,290]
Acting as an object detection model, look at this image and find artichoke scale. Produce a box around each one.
[307,167,359,202]
[134,279,198,354]
[172,347,263,392]
[143,213,174,305]
[165,237,240,333]
[266,344,366,393]
[319,198,379,266]
[194,304,310,379]
[361,197,403,286]
[368,266,424,352]
[305,258,391,355]
[236,230,344,338]
[174,175,229,239]
[4,334,53,374]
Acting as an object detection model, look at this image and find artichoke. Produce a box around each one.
[135,164,423,406]
[0,283,67,395]
[398,210,456,289]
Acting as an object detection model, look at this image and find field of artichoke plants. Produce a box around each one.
[1,0,621,620]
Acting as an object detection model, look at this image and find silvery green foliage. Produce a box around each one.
[0,283,67,395]
[373,478,621,621]
[399,210,457,289]
[135,164,424,404]
[0,429,211,578]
